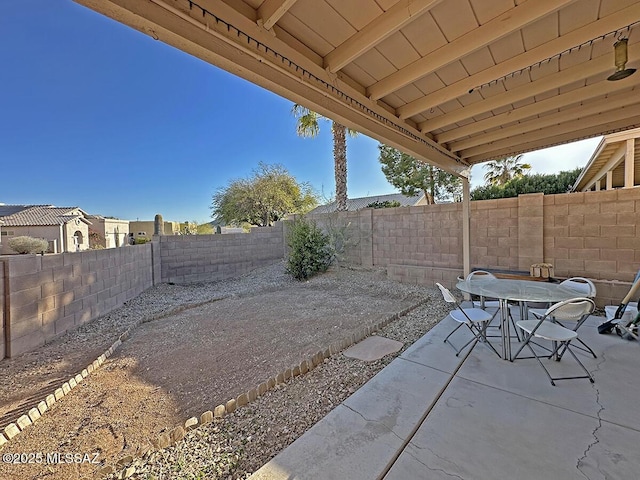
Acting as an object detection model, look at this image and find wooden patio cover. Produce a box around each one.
[74,0,640,179]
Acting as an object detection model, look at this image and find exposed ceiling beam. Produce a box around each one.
[257,0,297,31]
[418,48,640,133]
[367,0,573,100]
[459,103,640,159]
[323,0,441,73]
[448,89,638,152]
[396,2,640,119]
[435,79,640,144]
[466,116,640,164]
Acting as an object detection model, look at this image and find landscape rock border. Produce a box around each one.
[0,262,432,479]
[0,297,224,451]
[101,298,428,479]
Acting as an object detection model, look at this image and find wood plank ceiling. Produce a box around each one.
[75,0,640,178]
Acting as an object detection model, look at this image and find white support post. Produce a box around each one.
[462,177,471,281]
[624,138,635,188]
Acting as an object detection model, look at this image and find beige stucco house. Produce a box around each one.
[129,220,181,240]
[0,205,92,254]
[85,215,130,249]
[572,127,640,192]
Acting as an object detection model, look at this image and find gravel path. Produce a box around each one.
[0,262,450,480]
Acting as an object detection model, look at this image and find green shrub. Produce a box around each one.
[8,236,49,254]
[286,217,333,280]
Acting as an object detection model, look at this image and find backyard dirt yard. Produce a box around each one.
[0,262,445,480]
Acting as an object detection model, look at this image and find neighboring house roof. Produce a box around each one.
[571,127,640,192]
[308,193,425,214]
[0,205,92,226]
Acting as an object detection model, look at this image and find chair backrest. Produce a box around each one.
[436,283,457,304]
[560,277,596,297]
[466,270,497,281]
[544,297,595,324]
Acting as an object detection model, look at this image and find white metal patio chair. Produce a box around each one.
[511,297,596,386]
[436,283,501,358]
[528,277,597,359]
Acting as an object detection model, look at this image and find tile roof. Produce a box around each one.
[308,193,424,214]
[0,205,89,226]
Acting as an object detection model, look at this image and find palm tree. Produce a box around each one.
[291,105,357,211]
[483,154,531,186]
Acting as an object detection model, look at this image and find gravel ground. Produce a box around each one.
[1,261,451,480]
[103,283,450,479]
[0,263,299,427]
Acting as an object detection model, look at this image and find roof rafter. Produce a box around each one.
[397,2,640,119]
[418,48,639,133]
[448,89,638,152]
[323,0,441,73]
[257,0,297,31]
[467,115,640,164]
[367,0,574,101]
[459,103,640,159]
[435,79,640,144]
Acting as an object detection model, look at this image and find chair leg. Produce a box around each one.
[509,309,521,341]
[557,338,597,360]
[527,341,594,385]
[474,322,501,358]
[562,346,595,383]
[443,322,465,344]
[444,322,500,358]
[510,329,535,362]
[524,341,557,386]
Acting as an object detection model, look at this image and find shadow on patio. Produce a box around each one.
[250,308,639,480]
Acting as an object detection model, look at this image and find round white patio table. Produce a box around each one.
[456,278,582,360]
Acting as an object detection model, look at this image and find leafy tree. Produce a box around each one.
[196,223,214,235]
[378,144,462,204]
[211,163,317,227]
[291,104,358,211]
[483,154,532,186]
[471,168,581,200]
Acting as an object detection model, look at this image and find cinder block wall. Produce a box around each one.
[0,226,286,359]
[158,223,285,284]
[309,189,640,306]
[2,245,153,357]
[542,188,640,305]
[0,263,5,360]
[2,188,638,359]
[469,197,519,271]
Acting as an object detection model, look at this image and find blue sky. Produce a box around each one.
[1,1,601,223]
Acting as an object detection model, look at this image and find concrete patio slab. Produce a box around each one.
[249,403,405,480]
[342,358,451,439]
[385,376,638,480]
[343,336,404,362]
[399,317,471,374]
[249,312,640,480]
[251,355,453,480]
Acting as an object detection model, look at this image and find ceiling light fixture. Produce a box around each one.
[607,38,636,81]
